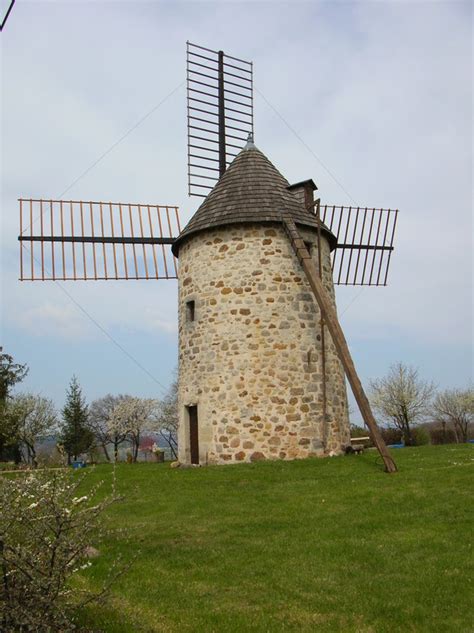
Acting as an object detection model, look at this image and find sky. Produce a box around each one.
[1,0,472,419]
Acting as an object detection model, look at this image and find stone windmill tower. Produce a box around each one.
[172,138,351,465]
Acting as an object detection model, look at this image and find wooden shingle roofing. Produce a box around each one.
[172,144,336,256]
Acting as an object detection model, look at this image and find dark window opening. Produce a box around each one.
[304,241,313,255]
[186,300,195,322]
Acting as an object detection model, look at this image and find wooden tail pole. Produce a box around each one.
[282,213,397,473]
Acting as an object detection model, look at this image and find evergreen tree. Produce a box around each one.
[60,376,94,462]
[0,349,29,402]
[0,349,29,462]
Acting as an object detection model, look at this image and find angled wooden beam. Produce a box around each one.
[282,212,397,473]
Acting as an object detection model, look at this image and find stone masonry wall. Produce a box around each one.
[177,222,350,465]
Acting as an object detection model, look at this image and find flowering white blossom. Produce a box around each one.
[0,466,119,630]
[150,376,178,460]
[72,495,88,505]
[432,387,474,443]
[110,397,158,462]
[5,394,58,467]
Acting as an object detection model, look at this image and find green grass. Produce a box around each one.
[76,445,473,632]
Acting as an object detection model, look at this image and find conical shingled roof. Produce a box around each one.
[172,144,336,256]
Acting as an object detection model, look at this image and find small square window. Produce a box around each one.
[186,300,195,322]
[304,241,313,255]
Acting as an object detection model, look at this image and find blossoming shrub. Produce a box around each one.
[0,468,118,631]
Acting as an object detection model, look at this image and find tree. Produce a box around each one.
[111,397,157,462]
[7,394,57,467]
[432,388,473,443]
[0,350,28,402]
[88,394,129,461]
[60,377,94,463]
[154,378,178,459]
[369,363,435,446]
[0,350,29,463]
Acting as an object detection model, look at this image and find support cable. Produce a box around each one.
[24,247,169,395]
[21,81,185,235]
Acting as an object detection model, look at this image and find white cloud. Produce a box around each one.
[15,301,96,341]
[4,278,178,341]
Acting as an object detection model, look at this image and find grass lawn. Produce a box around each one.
[76,445,473,632]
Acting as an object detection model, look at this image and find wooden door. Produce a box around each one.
[188,406,199,464]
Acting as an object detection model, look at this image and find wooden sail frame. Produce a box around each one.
[18,198,180,281]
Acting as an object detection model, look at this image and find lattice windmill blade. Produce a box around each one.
[186,41,254,198]
[18,198,181,281]
[308,201,399,286]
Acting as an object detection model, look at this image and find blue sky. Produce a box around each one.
[1,1,472,418]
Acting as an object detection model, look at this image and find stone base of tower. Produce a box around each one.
[177,434,349,466]
[203,431,348,466]
[176,400,351,466]
[176,222,351,468]
[177,404,350,466]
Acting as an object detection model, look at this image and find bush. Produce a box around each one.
[0,467,120,631]
[430,428,457,445]
[411,426,430,446]
[380,428,403,445]
[380,426,430,446]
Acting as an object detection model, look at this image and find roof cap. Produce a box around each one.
[172,145,336,256]
[243,132,256,150]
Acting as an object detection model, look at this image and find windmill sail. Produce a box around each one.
[318,205,399,286]
[18,198,180,281]
[186,41,254,198]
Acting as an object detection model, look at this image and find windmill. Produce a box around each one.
[17,41,398,472]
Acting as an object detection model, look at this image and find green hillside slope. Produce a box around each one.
[77,445,473,633]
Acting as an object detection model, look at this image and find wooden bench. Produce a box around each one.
[346,436,371,455]
[351,436,370,443]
